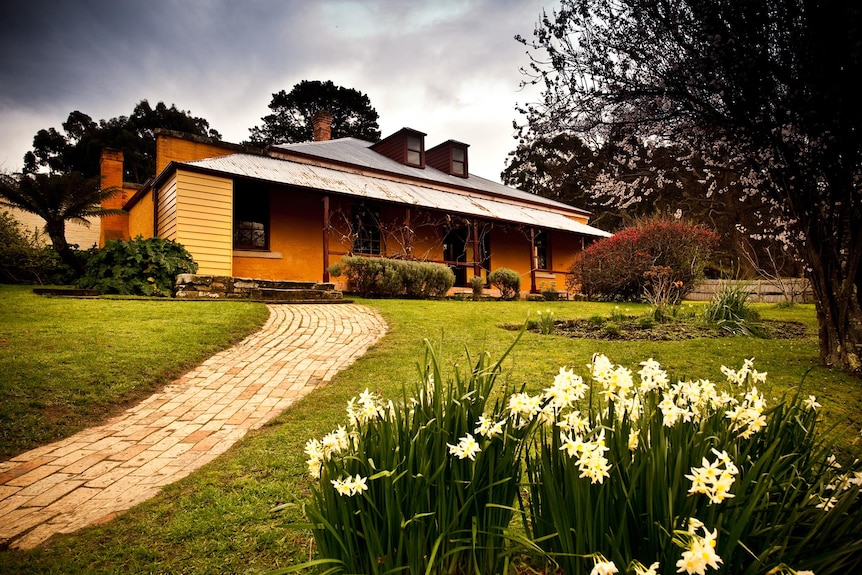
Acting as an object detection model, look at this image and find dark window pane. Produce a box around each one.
[535,231,549,270]
[352,204,381,255]
[233,182,269,249]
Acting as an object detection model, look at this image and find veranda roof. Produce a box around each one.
[179,153,611,238]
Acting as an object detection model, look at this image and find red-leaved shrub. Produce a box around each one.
[568,218,719,301]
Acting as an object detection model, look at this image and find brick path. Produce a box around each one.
[0,303,387,550]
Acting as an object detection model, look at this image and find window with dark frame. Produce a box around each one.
[534,230,549,270]
[352,204,382,255]
[479,226,491,284]
[452,147,466,176]
[407,135,422,166]
[233,181,270,250]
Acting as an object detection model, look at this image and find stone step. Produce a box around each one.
[250,288,344,302]
[245,280,336,291]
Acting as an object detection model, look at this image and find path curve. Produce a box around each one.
[0,303,387,550]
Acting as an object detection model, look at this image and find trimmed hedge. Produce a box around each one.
[488,267,521,300]
[328,256,455,298]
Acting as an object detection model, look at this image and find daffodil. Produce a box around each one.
[632,560,660,575]
[675,522,723,574]
[803,395,821,410]
[331,474,369,497]
[474,415,504,438]
[638,357,668,392]
[685,450,738,504]
[628,428,640,451]
[558,410,590,433]
[588,554,619,575]
[448,433,481,461]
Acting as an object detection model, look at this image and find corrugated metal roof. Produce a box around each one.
[184,153,611,238]
[271,137,589,214]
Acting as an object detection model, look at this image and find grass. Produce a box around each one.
[0,284,270,459]
[0,294,860,574]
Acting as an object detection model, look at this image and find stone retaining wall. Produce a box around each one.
[174,274,337,300]
[175,275,258,298]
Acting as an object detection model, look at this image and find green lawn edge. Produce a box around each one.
[1,294,860,574]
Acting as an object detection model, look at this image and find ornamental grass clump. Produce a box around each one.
[298,335,538,575]
[703,280,763,336]
[523,355,862,575]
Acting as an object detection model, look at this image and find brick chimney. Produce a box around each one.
[312,110,333,141]
[99,148,130,246]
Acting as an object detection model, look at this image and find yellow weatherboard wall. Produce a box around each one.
[156,174,178,240]
[173,170,233,276]
[128,189,155,239]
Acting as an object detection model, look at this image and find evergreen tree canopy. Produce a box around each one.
[24,100,221,183]
[247,80,381,146]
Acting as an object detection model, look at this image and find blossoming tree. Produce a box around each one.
[516,0,862,374]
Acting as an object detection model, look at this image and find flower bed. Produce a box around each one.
[290,334,862,575]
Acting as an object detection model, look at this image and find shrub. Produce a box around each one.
[638,315,655,329]
[488,267,521,300]
[0,211,70,284]
[328,256,455,298]
[643,265,685,321]
[540,280,560,301]
[588,314,606,326]
[470,275,485,301]
[77,235,197,296]
[603,322,621,337]
[568,217,719,301]
[609,305,629,322]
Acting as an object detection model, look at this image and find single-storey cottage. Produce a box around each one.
[102,113,610,296]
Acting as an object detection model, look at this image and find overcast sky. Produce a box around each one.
[0,0,556,182]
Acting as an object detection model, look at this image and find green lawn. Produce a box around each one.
[1,292,860,574]
[0,284,270,459]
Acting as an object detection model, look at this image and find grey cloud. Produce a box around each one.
[0,0,553,179]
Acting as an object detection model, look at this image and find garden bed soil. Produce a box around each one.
[508,319,807,341]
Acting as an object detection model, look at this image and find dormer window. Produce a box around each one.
[426,140,469,178]
[451,147,466,176]
[371,128,426,168]
[407,135,422,166]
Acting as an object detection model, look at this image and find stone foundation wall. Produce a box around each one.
[175,275,257,299]
[174,275,340,301]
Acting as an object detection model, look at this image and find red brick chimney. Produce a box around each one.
[312,110,333,141]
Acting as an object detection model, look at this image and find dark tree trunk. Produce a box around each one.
[804,233,862,376]
[44,219,85,275]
